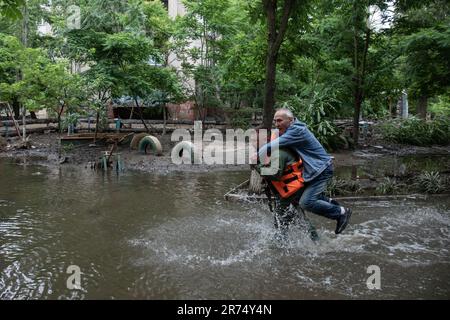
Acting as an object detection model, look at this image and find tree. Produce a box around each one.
[394,0,450,118]
[33,62,86,133]
[0,0,55,117]
[311,0,392,144]
[172,0,241,120]
[0,0,24,19]
[0,33,83,139]
[281,0,396,144]
[258,0,310,129]
[64,0,181,138]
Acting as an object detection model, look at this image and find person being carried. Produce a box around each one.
[256,144,319,243]
[258,108,352,235]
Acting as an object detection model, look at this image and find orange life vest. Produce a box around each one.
[270,158,305,198]
[267,131,305,198]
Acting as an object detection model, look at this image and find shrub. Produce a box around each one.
[381,116,450,146]
[376,177,400,195]
[326,177,362,197]
[416,171,446,194]
[280,87,337,150]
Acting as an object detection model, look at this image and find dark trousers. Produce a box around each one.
[298,164,342,220]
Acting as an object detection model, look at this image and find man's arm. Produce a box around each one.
[256,151,286,180]
[257,125,306,159]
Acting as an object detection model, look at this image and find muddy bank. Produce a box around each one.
[0,132,251,174]
[1,132,449,177]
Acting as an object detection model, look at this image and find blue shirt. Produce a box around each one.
[258,119,332,182]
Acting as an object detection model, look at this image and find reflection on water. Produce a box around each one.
[335,154,450,180]
[0,159,449,299]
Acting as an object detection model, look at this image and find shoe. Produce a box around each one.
[335,207,352,234]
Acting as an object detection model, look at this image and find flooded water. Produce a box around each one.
[0,158,449,299]
[335,154,450,180]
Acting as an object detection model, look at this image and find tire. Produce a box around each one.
[170,140,202,164]
[130,133,148,150]
[138,135,163,156]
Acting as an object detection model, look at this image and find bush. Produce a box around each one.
[280,86,338,150]
[62,113,80,132]
[416,171,446,194]
[381,116,450,146]
[326,177,362,197]
[429,94,450,117]
[376,177,400,195]
[61,142,75,153]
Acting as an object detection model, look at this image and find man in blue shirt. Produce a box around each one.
[258,108,352,234]
[256,145,319,243]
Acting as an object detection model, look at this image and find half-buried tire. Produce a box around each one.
[130,133,148,150]
[170,140,201,164]
[138,135,163,156]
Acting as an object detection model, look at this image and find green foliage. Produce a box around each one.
[172,0,248,112]
[61,142,75,153]
[381,117,450,146]
[0,0,448,141]
[62,112,80,129]
[401,26,450,98]
[429,93,450,117]
[416,171,446,194]
[142,0,174,52]
[392,0,450,117]
[0,32,85,133]
[227,107,256,129]
[326,177,362,197]
[376,177,400,195]
[0,0,24,19]
[61,0,182,130]
[0,34,56,109]
[280,82,337,150]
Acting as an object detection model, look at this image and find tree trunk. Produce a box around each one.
[263,52,277,129]
[57,104,65,133]
[129,105,134,120]
[262,0,295,129]
[21,3,28,47]
[12,98,20,119]
[93,111,99,145]
[417,95,427,119]
[162,104,167,136]
[134,97,150,133]
[352,11,370,145]
[22,106,26,143]
[388,96,396,118]
[352,90,362,144]
[254,0,295,193]
[57,107,62,145]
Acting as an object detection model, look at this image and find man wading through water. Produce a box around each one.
[258,108,352,235]
[256,142,320,243]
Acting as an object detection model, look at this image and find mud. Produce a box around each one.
[0,132,250,174]
[1,132,449,176]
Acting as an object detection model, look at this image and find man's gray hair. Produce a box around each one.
[275,108,294,119]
